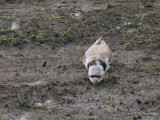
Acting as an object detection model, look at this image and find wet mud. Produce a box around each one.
[0,0,160,120]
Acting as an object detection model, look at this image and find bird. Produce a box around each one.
[83,37,112,84]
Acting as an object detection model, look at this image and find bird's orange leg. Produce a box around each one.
[101,73,108,82]
[104,72,108,78]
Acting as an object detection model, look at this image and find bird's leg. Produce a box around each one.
[104,72,108,78]
[101,73,108,82]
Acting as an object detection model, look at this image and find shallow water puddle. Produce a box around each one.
[11,21,20,30]
[123,21,131,25]
[28,80,45,86]
[34,99,57,109]
[17,113,30,120]
[75,12,83,18]
[116,26,120,29]
[44,99,57,109]
[116,21,132,29]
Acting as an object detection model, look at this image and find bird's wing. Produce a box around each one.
[94,37,103,45]
[83,55,86,65]
[83,55,88,69]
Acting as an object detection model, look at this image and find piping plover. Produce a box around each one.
[83,37,112,84]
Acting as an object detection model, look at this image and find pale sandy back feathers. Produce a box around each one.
[83,37,112,68]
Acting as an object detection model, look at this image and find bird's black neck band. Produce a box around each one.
[87,60,106,71]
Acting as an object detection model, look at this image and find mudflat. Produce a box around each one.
[0,0,160,120]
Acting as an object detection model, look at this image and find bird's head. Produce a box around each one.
[88,65,104,84]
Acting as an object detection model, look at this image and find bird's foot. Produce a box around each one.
[104,73,108,78]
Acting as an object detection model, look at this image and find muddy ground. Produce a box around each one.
[0,0,160,120]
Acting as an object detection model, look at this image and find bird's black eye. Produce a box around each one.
[89,75,101,78]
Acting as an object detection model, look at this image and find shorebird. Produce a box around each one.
[83,37,112,84]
